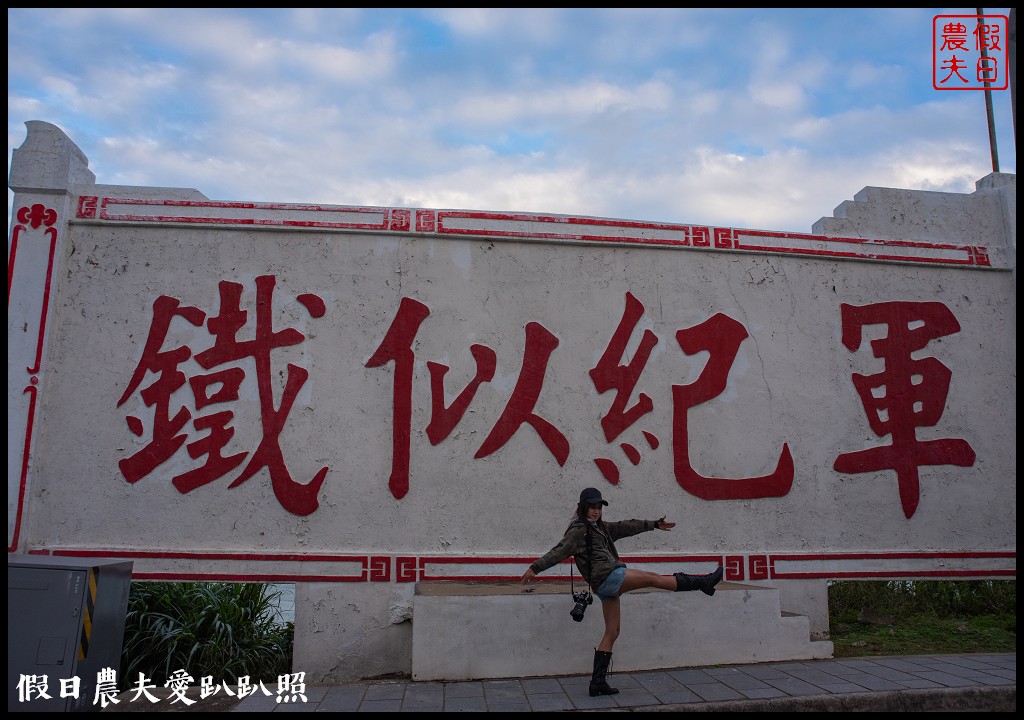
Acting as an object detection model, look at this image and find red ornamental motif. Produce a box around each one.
[17,203,57,229]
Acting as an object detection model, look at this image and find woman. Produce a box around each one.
[521,487,724,697]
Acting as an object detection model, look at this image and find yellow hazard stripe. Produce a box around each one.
[78,568,97,661]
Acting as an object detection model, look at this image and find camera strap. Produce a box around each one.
[570,520,594,597]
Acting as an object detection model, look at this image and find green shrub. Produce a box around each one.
[829,579,1015,619]
[119,581,293,689]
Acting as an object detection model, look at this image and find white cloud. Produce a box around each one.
[428,8,568,42]
[8,8,1016,234]
[451,79,672,126]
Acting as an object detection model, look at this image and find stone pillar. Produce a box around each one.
[7,121,95,551]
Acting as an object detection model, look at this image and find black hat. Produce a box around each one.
[580,487,609,506]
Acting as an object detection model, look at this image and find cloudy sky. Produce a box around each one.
[7,8,1016,233]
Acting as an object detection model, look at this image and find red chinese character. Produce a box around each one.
[833,302,976,519]
[940,21,969,51]
[672,313,794,500]
[118,296,206,483]
[973,22,1001,51]
[590,292,658,441]
[368,300,569,499]
[977,56,998,83]
[118,276,328,516]
[589,292,660,484]
[365,297,432,500]
[475,321,569,466]
[426,345,496,445]
[939,55,969,84]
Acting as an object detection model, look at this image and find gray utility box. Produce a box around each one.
[8,555,133,712]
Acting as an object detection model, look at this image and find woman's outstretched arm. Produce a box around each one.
[521,524,584,583]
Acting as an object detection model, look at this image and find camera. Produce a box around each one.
[570,590,593,622]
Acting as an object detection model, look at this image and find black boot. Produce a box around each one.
[589,649,619,696]
[674,566,724,596]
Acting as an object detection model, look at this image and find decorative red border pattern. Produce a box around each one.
[768,551,1016,580]
[22,549,1015,584]
[73,197,1000,269]
[33,549,393,583]
[8,204,60,553]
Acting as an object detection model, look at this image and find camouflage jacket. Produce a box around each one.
[529,518,658,588]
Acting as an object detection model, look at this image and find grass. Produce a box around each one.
[828,580,1016,658]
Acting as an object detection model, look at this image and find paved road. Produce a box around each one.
[217,653,1014,713]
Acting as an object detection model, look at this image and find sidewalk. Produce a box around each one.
[218,653,1015,712]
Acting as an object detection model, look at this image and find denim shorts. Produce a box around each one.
[594,566,627,601]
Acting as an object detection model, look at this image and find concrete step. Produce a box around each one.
[809,183,1004,245]
[411,581,833,681]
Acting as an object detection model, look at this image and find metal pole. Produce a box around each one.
[1010,8,1016,150]
[977,7,999,172]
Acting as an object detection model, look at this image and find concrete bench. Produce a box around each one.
[411,580,833,681]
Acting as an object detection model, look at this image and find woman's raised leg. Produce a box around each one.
[618,568,676,593]
[619,567,724,595]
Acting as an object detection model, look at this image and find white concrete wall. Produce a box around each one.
[293,583,415,681]
[8,121,1016,681]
